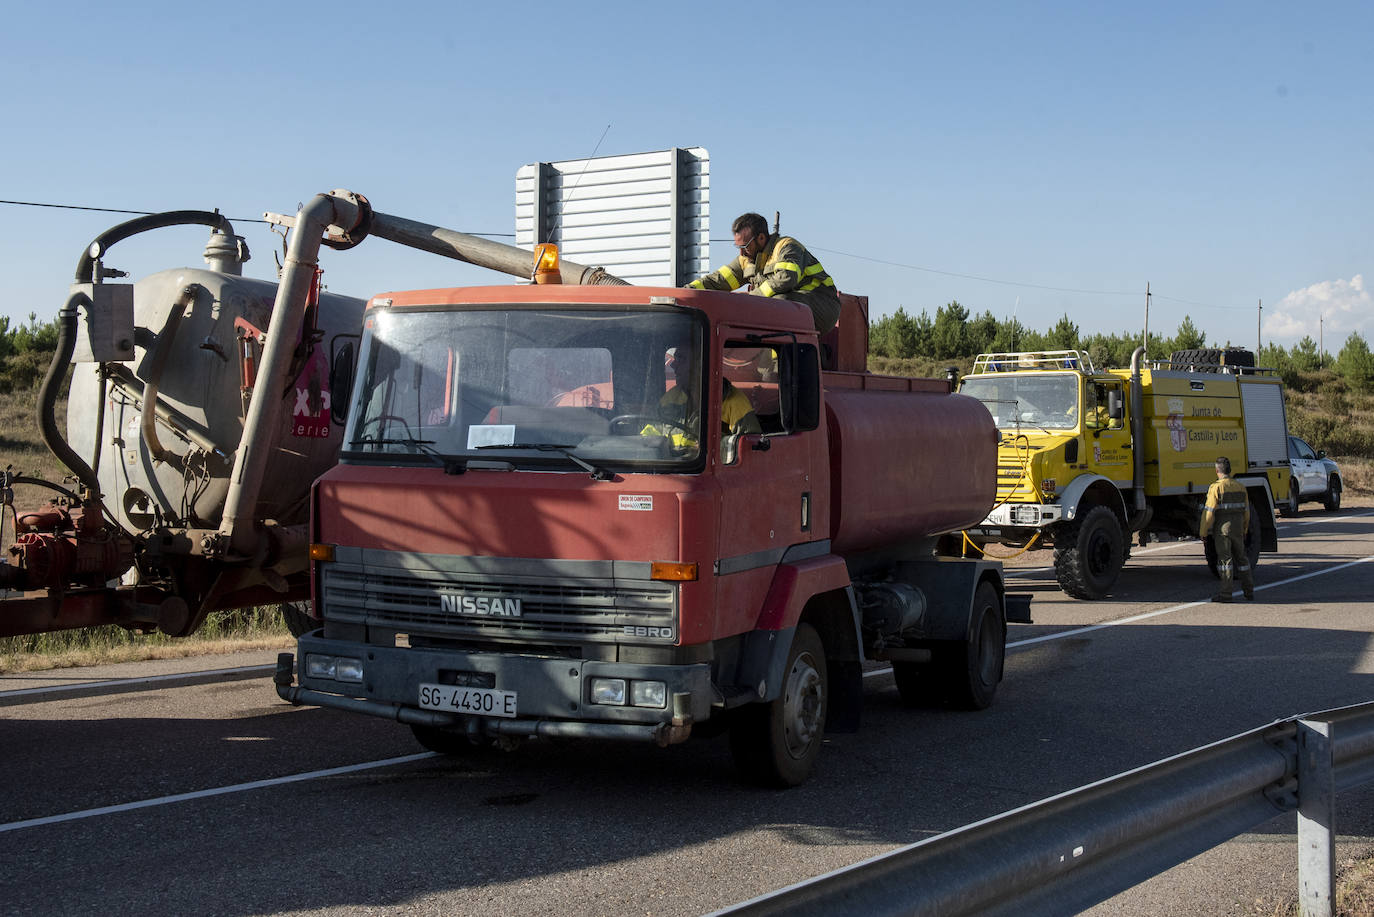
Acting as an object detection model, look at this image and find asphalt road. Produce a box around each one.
[1,501,1371,917]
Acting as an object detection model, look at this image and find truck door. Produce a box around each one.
[713,336,815,637]
[1086,379,1131,486]
[1289,435,1322,496]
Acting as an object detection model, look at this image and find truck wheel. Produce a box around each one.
[1054,506,1125,599]
[278,602,317,638]
[1278,479,1299,518]
[1323,477,1342,512]
[410,724,491,756]
[944,582,1005,710]
[728,623,827,787]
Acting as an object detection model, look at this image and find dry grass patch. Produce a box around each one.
[0,607,293,673]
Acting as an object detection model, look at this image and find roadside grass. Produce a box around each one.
[1270,851,1374,916]
[0,607,292,673]
[0,380,66,483]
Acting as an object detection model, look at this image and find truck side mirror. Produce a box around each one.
[330,338,357,424]
[1107,389,1124,419]
[780,343,821,432]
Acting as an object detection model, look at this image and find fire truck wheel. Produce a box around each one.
[944,582,1005,710]
[1054,506,1125,599]
[410,724,493,756]
[728,623,828,787]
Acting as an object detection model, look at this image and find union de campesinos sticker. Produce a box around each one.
[619,495,653,512]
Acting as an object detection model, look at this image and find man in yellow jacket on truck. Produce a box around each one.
[1200,456,1255,602]
[688,212,842,336]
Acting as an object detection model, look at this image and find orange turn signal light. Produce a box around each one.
[651,561,698,582]
[532,243,562,285]
[309,543,336,562]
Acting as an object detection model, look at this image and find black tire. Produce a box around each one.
[1169,348,1255,372]
[1277,479,1299,518]
[729,623,827,787]
[1203,497,1261,577]
[942,582,1005,710]
[1323,477,1342,512]
[279,601,317,638]
[1054,506,1126,599]
[410,724,492,756]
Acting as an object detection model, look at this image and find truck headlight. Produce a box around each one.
[305,653,364,683]
[630,680,667,708]
[590,678,627,705]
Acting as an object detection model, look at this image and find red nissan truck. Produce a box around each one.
[277,269,1023,785]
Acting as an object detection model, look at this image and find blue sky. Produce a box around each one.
[2,1,1369,351]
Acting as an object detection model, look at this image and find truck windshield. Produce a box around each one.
[342,307,707,472]
[960,373,1079,431]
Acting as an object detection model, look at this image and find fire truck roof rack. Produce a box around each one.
[971,350,1096,375]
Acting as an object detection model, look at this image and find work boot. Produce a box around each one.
[1212,593,1233,603]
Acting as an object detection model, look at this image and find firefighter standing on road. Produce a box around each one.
[688,212,842,336]
[1200,456,1255,602]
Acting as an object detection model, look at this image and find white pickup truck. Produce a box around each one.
[1281,435,1343,514]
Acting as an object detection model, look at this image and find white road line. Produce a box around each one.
[0,664,275,705]
[0,753,437,835]
[863,551,1374,676]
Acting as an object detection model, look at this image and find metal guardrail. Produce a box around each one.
[714,701,1374,917]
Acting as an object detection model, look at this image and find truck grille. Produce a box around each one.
[996,463,1033,499]
[320,553,678,644]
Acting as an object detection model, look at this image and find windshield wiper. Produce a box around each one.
[347,437,466,474]
[477,443,614,481]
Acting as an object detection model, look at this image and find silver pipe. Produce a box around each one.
[368,210,628,286]
[1128,345,1147,521]
[140,285,200,464]
[218,191,364,557]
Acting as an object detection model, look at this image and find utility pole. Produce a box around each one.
[1320,314,1324,369]
[1257,299,1262,355]
[1143,282,1150,356]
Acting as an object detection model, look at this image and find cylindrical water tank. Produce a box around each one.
[826,387,997,554]
[65,266,365,533]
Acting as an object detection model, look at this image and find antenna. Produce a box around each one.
[1143,282,1151,356]
[541,123,613,246]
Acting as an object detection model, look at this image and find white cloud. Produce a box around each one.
[1263,275,1371,349]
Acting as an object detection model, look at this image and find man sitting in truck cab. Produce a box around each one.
[1085,381,1124,431]
[643,341,761,454]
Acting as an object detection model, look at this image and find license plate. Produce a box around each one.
[418,683,517,718]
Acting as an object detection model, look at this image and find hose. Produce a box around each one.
[38,291,102,497]
[74,210,233,282]
[44,212,237,498]
[962,530,1042,559]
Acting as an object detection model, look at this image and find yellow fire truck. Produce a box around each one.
[958,347,1290,598]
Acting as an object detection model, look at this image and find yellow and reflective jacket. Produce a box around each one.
[1201,474,1250,537]
[688,234,841,334]
[641,382,760,447]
